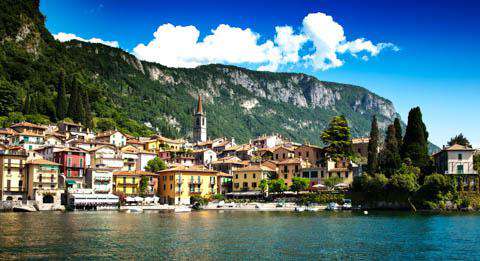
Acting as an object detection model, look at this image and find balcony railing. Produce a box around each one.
[189,180,202,185]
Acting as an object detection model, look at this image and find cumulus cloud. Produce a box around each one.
[131,12,399,71]
[53,32,119,48]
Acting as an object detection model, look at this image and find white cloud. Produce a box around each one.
[53,32,119,48]
[132,12,399,71]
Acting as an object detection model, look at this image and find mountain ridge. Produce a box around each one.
[0,0,414,148]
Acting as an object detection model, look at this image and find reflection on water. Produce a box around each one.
[1,211,480,259]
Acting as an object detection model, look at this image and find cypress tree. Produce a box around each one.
[67,78,78,119]
[380,124,401,177]
[394,117,403,148]
[23,94,31,114]
[367,115,379,175]
[401,107,429,168]
[83,89,93,129]
[56,70,68,120]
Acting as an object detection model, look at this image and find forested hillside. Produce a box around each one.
[0,0,404,145]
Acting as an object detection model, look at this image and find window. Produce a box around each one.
[170,184,173,190]
[234,183,240,188]
[295,165,299,172]
[457,165,464,174]
[79,158,83,167]
[458,154,463,160]
[163,184,166,190]
[235,174,238,179]
[67,158,71,167]
[253,173,256,179]
[303,171,309,178]
[306,152,309,157]
[244,174,247,179]
[284,166,288,172]
[243,182,248,188]
[252,182,257,188]
[321,171,324,178]
[346,172,350,178]
[311,171,318,178]
[38,174,42,182]
[284,174,288,179]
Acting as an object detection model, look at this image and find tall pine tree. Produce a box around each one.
[56,70,68,120]
[321,115,353,161]
[380,124,401,177]
[394,117,403,148]
[367,115,379,175]
[67,78,85,124]
[401,107,429,168]
[82,89,93,129]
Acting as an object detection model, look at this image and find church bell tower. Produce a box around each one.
[193,95,207,142]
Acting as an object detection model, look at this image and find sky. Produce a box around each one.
[40,0,480,147]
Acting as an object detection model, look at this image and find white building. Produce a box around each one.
[433,144,477,174]
[95,130,126,147]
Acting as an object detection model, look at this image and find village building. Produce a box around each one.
[25,158,62,208]
[145,135,185,152]
[251,134,284,149]
[136,150,156,171]
[44,133,65,147]
[12,129,45,151]
[193,148,217,166]
[433,144,477,175]
[0,145,28,201]
[193,95,207,143]
[85,167,114,194]
[57,121,94,141]
[0,128,17,145]
[352,137,370,158]
[53,147,87,189]
[157,165,218,205]
[95,130,126,147]
[232,164,276,193]
[119,145,139,171]
[87,145,123,170]
[272,146,295,161]
[10,122,47,136]
[113,170,158,196]
[277,158,311,187]
[294,144,324,167]
[301,158,354,188]
[211,156,247,175]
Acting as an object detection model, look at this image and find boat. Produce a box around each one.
[326,202,341,211]
[342,199,352,210]
[174,206,191,213]
[13,205,37,212]
[127,206,143,213]
[305,206,320,212]
[294,206,306,212]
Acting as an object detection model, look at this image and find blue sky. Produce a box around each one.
[40,0,480,147]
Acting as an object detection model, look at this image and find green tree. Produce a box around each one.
[55,70,68,120]
[323,176,343,190]
[321,115,353,161]
[139,176,149,196]
[82,89,93,129]
[0,79,19,115]
[474,154,480,172]
[394,117,403,148]
[401,107,429,169]
[259,179,269,194]
[290,177,310,192]
[367,115,379,175]
[389,164,420,195]
[269,179,287,193]
[145,157,167,172]
[96,118,117,131]
[417,173,451,203]
[447,133,471,148]
[380,124,402,177]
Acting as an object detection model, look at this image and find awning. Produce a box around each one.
[66,180,77,185]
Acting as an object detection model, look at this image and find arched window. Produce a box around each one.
[43,195,54,204]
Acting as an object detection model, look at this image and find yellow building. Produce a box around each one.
[277,158,311,188]
[26,158,62,205]
[158,165,218,205]
[232,164,276,192]
[145,135,185,152]
[0,146,28,201]
[113,170,158,196]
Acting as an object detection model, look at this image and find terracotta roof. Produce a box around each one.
[296,144,322,149]
[58,121,82,127]
[148,135,185,144]
[120,145,139,153]
[11,122,47,129]
[159,165,217,174]
[211,156,245,165]
[15,130,44,137]
[127,139,144,145]
[87,145,117,152]
[216,171,233,177]
[113,170,156,176]
[96,130,122,138]
[234,164,275,172]
[54,147,86,153]
[272,146,294,152]
[277,158,303,165]
[27,158,60,166]
[444,144,475,151]
[0,128,17,135]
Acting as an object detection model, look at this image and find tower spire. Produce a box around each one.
[196,95,203,114]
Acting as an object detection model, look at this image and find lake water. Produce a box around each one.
[1,210,480,259]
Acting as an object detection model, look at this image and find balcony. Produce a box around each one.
[176,179,183,184]
[95,176,111,182]
[188,180,202,185]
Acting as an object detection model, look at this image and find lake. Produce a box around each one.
[1,210,480,259]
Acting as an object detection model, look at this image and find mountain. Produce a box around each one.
[0,0,404,146]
